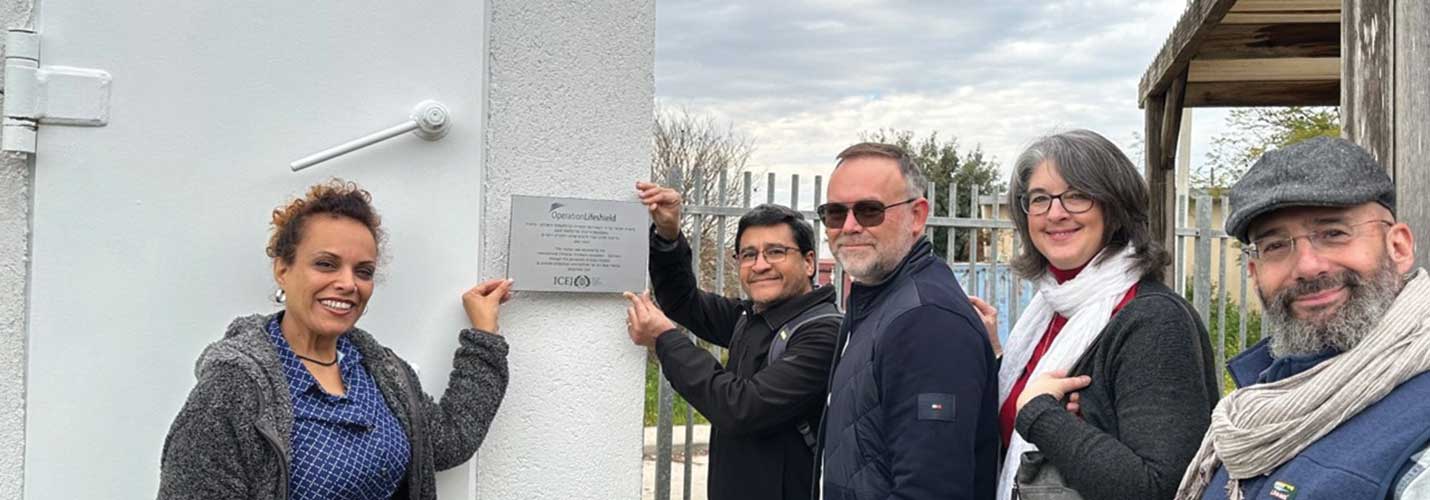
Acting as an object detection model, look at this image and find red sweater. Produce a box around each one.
[999,265,1138,448]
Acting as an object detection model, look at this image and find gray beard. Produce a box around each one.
[837,230,915,284]
[1263,259,1404,359]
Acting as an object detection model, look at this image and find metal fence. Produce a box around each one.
[1172,191,1262,391]
[646,172,1257,500]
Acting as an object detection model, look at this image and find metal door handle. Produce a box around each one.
[290,100,451,172]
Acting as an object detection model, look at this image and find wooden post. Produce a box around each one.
[1342,0,1395,170]
[1346,0,1430,267]
[1146,93,1171,285]
[1396,1,1430,267]
[1146,71,1186,286]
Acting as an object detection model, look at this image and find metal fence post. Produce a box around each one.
[1176,193,1188,295]
[968,184,980,293]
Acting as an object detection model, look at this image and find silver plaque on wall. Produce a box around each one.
[507,195,649,293]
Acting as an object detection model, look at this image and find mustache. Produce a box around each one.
[1274,270,1362,310]
[745,272,782,283]
[835,233,876,247]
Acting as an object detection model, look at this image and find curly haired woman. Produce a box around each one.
[159,179,512,500]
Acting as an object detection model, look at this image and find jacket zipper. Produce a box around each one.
[256,423,289,499]
[394,359,426,500]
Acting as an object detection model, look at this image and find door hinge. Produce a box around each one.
[3,28,112,155]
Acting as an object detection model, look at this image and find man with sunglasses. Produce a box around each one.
[1175,137,1430,500]
[814,143,998,500]
[623,181,841,500]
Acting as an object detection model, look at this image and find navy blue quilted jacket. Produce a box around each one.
[815,237,999,500]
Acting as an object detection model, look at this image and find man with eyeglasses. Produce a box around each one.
[623,182,841,500]
[1175,137,1430,500]
[813,143,998,500]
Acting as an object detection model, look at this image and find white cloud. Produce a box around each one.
[657,0,1226,191]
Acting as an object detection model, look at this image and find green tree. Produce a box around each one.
[1197,107,1340,194]
[859,129,1005,261]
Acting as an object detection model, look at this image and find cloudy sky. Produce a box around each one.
[655,0,1228,204]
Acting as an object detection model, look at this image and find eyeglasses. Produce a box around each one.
[1020,191,1095,215]
[1245,219,1394,263]
[734,245,800,266]
[816,198,917,228]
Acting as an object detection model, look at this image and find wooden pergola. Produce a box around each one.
[1140,0,1430,273]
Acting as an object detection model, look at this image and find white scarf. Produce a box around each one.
[1174,268,1430,500]
[996,247,1141,500]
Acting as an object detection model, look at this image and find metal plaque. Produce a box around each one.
[507,195,649,293]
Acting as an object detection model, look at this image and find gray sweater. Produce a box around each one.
[157,313,509,500]
[1014,279,1220,500]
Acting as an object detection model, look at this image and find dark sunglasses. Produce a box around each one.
[816,197,917,228]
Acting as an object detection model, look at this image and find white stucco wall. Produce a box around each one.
[0,3,36,497]
[478,1,654,498]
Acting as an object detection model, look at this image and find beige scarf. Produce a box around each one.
[1175,268,1430,500]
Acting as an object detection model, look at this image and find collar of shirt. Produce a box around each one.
[266,315,375,429]
[845,237,933,321]
[748,283,838,332]
[1257,347,1341,384]
[1227,337,1344,387]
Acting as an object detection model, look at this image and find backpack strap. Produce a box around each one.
[767,303,842,363]
[765,301,842,451]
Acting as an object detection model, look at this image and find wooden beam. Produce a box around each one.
[1161,74,1188,163]
[1197,23,1339,59]
[1183,80,1339,107]
[1228,0,1337,12]
[1139,0,1240,106]
[1189,57,1340,82]
[1342,0,1394,170]
[1222,12,1339,23]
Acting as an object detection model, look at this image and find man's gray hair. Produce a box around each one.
[835,142,927,199]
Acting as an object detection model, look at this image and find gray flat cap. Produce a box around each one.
[1225,136,1394,243]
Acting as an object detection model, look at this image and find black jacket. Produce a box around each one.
[817,237,999,500]
[1013,278,1218,500]
[650,230,841,500]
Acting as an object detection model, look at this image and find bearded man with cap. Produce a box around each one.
[1175,137,1430,500]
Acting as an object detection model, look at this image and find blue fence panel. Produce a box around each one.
[949,263,1034,343]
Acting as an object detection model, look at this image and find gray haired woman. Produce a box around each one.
[969,129,1219,500]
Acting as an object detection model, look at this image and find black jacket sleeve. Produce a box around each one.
[878,306,993,500]
[1014,295,1217,500]
[649,229,743,347]
[655,315,839,435]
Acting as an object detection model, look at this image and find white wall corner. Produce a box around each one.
[478,0,656,498]
[0,2,39,499]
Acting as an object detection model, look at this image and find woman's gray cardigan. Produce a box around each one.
[157,313,509,500]
[1013,278,1220,500]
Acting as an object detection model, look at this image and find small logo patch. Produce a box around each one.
[916,393,955,422]
[1269,480,1296,500]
